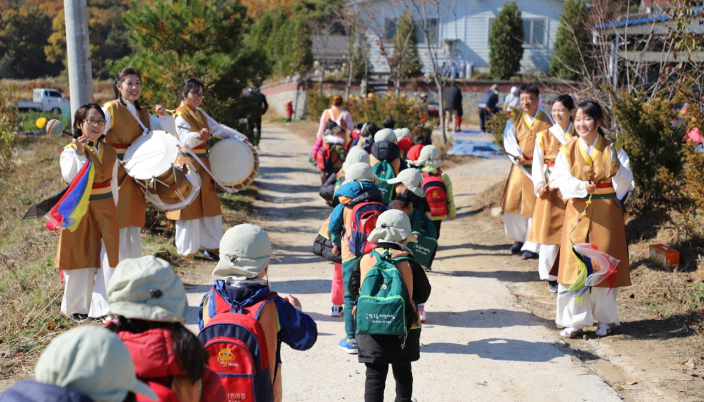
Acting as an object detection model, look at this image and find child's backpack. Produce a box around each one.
[198,282,277,402]
[316,144,338,172]
[348,201,387,257]
[422,170,448,217]
[372,160,396,204]
[407,207,438,268]
[356,249,412,336]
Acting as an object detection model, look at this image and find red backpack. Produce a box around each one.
[347,201,387,257]
[198,283,277,402]
[422,170,448,217]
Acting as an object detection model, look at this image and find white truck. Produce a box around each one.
[18,88,70,115]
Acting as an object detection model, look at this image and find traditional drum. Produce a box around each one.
[208,137,259,191]
[122,130,201,211]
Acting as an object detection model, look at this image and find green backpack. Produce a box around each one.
[373,160,396,204]
[407,207,438,268]
[356,249,411,336]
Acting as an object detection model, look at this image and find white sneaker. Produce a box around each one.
[330,305,343,317]
[595,323,612,337]
[560,326,583,338]
[418,304,426,322]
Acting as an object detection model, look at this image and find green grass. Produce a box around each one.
[19,111,71,134]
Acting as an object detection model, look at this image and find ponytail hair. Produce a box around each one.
[575,100,606,135]
[114,67,143,110]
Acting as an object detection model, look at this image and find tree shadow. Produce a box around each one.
[430,269,539,284]
[437,242,513,252]
[426,308,554,329]
[422,338,597,362]
[271,279,331,295]
[618,313,702,341]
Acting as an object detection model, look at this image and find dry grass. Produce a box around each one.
[1,78,124,106]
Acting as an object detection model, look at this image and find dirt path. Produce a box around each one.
[182,124,633,401]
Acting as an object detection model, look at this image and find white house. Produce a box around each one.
[353,0,565,77]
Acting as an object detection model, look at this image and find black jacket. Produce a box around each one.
[350,241,431,364]
[444,84,463,112]
[319,172,339,204]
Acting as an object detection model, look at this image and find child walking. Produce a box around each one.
[349,210,431,402]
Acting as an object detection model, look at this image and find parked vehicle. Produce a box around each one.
[18,88,70,115]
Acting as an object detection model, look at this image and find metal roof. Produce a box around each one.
[595,7,704,30]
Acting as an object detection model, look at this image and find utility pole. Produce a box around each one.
[64,0,93,124]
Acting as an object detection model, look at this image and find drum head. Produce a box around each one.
[123,130,179,180]
[209,137,256,186]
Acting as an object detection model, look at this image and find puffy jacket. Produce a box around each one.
[328,181,383,260]
[0,381,93,402]
[200,282,318,402]
[118,329,225,402]
[444,84,463,112]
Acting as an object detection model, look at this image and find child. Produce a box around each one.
[201,224,318,401]
[528,94,575,292]
[285,99,294,123]
[56,103,119,321]
[552,101,633,338]
[320,146,371,206]
[0,326,157,402]
[350,122,365,144]
[406,134,432,165]
[351,122,379,152]
[317,126,347,184]
[382,117,395,129]
[329,163,384,353]
[371,129,405,204]
[106,255,226,402]
[393,128,413,160]
[349,210,431,402]
[416,145,456,270]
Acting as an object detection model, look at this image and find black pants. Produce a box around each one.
[364,363,413,402]
[247,116,262,145]
[428,219,442,267]
[478,108,491,132]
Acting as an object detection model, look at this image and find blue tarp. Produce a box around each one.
[448,139,506,159]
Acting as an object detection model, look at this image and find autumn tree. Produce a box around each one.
[119,0,267,127]
[0,6,61,78]
[489,1,524,80]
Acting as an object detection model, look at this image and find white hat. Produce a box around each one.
[344,162,377,183]
[108,256,189,323]
[342,146,370,171]
[368,210,417,243]
[394,128,412,141]
[416,145,441,168]
[374,128,396,143]
[387,168,425,197]
[214,224,272,278]
[510,86,518,94]
[34,326,157,402]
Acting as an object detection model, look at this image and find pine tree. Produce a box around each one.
[393,11,423,79]
[489,1,524,80]
[549,0,590,80]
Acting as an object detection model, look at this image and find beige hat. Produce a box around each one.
[344,162,377,183]
[108,256,188,323]
[214,224,272,278]
[368,210,417,244]
[417,145,441,168]
[35,326,157,402]
[374,128,396,143]
[394,128,412,141]
[387,168,425,197]
[342,146,370,171]
[490,84,499,94]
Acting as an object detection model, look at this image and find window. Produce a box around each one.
[523,18,547,46]
[49,91,62,98]
[385,19,397,42]
[414,18,439,45]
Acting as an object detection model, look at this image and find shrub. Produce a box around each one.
[549,0,591,80]
[487,110,510,150]
[489,2,524,80]
[0,85,19,166]
[611,91,686,207]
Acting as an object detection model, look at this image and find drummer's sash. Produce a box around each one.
[103,99,152,158]
[175,103,210,158]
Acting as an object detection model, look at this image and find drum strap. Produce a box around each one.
[174,137,236,194]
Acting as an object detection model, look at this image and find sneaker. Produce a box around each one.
[424,265,432,272]
[71,313,89,323]
[330,305,343,317]
[595,323,612,337]
[560,326,583,339]
[418,304,426,322]
[339,338,358,354]
[547,281,558,293]
[521,250,539,260]
[510,242,524,254]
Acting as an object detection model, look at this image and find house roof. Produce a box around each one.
[595,7,704,30]
[311,35,350,59]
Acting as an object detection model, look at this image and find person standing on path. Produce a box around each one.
[311,95,354,160]
[551,100,633,339]
[245,86,268,147]
[349,210,431,402]
[527,94,576,293]
[504,86,520,113]
[166,78,248,260]
[444,80,463,132]
[500,84,554,260]
[477,84,500,134]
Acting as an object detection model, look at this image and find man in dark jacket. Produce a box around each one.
[444,80,463,132]
[478,84,500,133]
[245,86,268,147]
